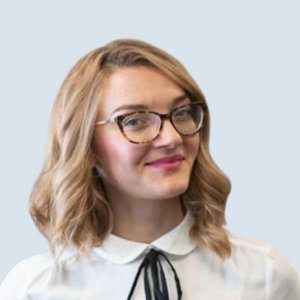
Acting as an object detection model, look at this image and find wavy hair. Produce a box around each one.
[29,39,232,261]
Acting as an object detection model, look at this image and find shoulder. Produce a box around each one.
[0,247,77,300]
[229,232,273,256]
[265,243,300,299]
[229,233,300,299]
[0,251,53,299]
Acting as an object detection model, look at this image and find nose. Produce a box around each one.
[152,119,183,148]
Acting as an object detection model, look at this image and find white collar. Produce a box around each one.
[93,210,197,264]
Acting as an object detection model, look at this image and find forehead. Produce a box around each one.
[99,67,186,117]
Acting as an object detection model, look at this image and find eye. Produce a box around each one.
[173,107,192,118]
[124,118,141,126]
[122,114,150,131]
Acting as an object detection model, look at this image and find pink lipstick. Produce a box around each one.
[146,155,184,171]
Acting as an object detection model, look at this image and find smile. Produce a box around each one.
[145,155,185,171]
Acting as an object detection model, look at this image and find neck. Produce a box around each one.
[108,195,185,244]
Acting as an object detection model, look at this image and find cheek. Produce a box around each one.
[94,139,122,168]
[188,134,200,161]
[93,137,147,172]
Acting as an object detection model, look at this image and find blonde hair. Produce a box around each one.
[29,39,232,261]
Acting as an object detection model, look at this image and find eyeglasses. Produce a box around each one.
[95,102,207,144]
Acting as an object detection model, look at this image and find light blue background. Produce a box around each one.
[0,1,299,284]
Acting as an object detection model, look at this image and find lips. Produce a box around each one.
[146,155,185,165]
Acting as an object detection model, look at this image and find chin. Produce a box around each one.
[152,182,189,200]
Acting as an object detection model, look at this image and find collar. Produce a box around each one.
[93,210,197,264]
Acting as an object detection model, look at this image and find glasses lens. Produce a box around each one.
[121,113,160,143]
[172,103,204,134]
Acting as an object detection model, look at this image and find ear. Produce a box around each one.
[90,156,97,168]
[90,153,103,173]
[90,146,100,168]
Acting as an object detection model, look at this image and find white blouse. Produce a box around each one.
[1,211,300,300]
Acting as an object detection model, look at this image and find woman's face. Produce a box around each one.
[92,67,200,202]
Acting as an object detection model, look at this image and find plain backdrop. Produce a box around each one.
[0,1,299,284]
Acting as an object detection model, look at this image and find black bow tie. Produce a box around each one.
[127,248,182,300]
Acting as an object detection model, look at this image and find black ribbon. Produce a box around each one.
[127,249,182,300]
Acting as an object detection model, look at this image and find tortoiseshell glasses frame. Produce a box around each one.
[94,102,207,144]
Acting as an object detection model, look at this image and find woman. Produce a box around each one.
[0,39,299,300]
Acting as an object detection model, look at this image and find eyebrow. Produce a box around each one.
[112,94,190,114]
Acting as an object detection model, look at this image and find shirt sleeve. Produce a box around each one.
[0,251,53,300]
[0,261,30,300]
[266,244,300,300]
